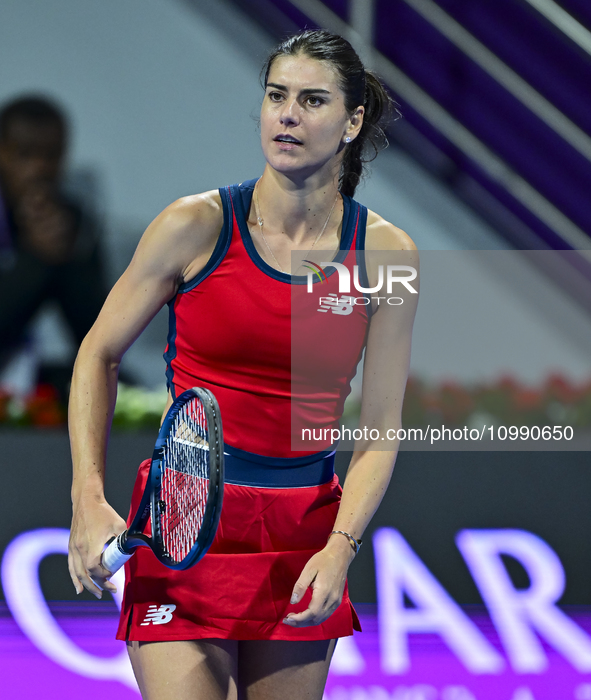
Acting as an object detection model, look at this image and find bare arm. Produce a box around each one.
[285,213,419,626]
[68,192,223,598]
[330,221,419,545]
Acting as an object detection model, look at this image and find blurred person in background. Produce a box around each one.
[0,95,107,402]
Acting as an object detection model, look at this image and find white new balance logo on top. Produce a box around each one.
[141,604,177,626]
[317,293,355,315]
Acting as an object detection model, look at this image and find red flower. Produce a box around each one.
[544,374,579,404]
[25,384,66,427]
[512,388,542,411]
[0,390,10,423]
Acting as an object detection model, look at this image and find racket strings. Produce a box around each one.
[159,399,211,563]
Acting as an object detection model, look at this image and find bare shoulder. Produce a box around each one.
[365,209,417,252]
[132,189,224,284]
[147,189,223,248]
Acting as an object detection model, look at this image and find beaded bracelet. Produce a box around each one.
[329,530,363,555]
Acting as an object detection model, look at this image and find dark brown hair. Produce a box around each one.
[0,95,67,141]
[261,30,397,197]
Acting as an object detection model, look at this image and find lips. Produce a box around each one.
[274,133,302,145]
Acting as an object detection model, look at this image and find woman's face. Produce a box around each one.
[260,54,362,179]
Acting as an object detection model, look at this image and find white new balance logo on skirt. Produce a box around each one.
[141,604,177,625]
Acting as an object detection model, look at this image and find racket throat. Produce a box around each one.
[124,531,152,551]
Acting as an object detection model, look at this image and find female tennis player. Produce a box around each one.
[68,30,418,700]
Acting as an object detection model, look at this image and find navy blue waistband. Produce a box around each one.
[223,444,336,488]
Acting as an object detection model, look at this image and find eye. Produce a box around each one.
[268,91,284,102]
[305,95,324,107]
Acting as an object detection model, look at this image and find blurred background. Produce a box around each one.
[1,0,590,698]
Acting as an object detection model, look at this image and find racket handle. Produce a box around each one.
[101,532,133,575]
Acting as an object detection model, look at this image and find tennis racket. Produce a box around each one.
[100,387,224,576]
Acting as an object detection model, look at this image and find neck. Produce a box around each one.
[253,166,341,245]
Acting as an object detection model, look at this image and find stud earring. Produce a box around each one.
[345,136,352,143]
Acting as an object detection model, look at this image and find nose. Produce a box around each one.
[30,156,55,178]
[279,98,300,127]
[21,157,60,192]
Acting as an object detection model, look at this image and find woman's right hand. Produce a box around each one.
[68,496,127,599]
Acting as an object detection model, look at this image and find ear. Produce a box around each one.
[342,106,365,144]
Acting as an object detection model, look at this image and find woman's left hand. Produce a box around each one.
[282,534,356,627]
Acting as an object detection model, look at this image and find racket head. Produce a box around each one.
[148,387,224,570]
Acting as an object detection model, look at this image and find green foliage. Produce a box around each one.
[2,375,590,431]
[112,384,168,430]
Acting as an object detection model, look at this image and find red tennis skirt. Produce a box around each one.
[116,458,361,642]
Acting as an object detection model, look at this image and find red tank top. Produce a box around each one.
[164,179,371,458]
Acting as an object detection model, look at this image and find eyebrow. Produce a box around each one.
[266,83,331,96]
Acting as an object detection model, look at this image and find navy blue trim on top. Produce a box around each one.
[176,189,233,293]
[163,187,234,394]
[230,178,358,285]
[354,204,374,320]
[163,297,178,400]
[223,444,336,487]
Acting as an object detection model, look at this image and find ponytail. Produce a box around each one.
[340,70,395,197]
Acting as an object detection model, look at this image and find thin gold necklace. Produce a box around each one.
[253,181,339,274]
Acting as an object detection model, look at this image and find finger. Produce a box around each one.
[90,573,118,595]
[90,559,118,595]
[284,580,342,627]
[69,545,91,591]
[78,569,104,599]
[74,556,104,600]
[283,606,323,627]
[290,565,318,605]
[90,575,118,595]
[284,589,327,627]
[67,553,83,595]
[284,598,339,627]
